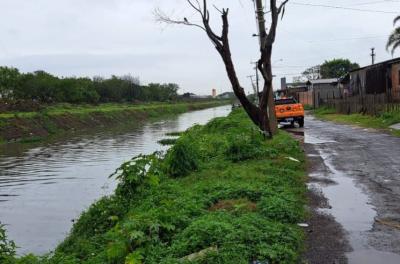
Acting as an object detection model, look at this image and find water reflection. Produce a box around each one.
[0,105,230,255]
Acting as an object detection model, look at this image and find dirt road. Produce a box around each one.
[302,115,400,264]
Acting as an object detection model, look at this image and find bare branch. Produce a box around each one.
[187,0,203,15]
[278,0,289,14]
[154,8,206,32]
[213,4,223,15]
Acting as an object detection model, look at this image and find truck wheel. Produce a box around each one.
[299,118,304,128]
[290,121,295,128]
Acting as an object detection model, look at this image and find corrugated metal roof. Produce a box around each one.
[350,57,400,73]
[309,78,338,84]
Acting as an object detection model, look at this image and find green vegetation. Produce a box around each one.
[157,138,178,146]
[0,66,180,107]
[303,58,359,79]
[0,101,227,143]
[303,105,313,111]
[1,109,307,263]
[387,15,400,55]
[314,107,400,137]
[165,131,184,137]
[0,102,221,120]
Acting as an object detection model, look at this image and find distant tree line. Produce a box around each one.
[0,67,179,104]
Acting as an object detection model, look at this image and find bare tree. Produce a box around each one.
[155,0,288,138]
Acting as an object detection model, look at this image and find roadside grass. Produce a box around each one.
[314,107,400,136]
[2,109,307,264]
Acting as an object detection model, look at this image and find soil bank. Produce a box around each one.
[0,101,228,144]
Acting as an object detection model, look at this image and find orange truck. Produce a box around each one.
[274,97,305,127]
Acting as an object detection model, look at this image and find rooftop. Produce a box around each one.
[350,57,400,73]
[308,78,339,84]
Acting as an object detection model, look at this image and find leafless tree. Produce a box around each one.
[155,0,288,138]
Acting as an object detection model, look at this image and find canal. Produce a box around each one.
[0,105,231,255]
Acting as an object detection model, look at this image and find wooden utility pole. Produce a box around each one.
[251,61,260,104]
[247,75,258,103]
[371,48,376,65]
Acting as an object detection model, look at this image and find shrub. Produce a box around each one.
[164,137,200,177]
[112,152,163,198]
[225,133,275,162]
[258,193,304,223]
[0,223,16,264]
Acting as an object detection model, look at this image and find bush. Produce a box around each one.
[225,133,275,162]
[164,137,200,177]
[112,152,163,198]
[0,223,16,264]
[258,193,304,223]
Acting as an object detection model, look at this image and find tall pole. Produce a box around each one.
[251,61,260,104]
[371,48,376,65]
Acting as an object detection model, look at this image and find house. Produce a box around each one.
[308,78,340,104]
[275,77,308,101]
[346,57,400,101]
[217,92,235,99]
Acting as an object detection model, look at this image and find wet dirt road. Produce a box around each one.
[302,115,400,264]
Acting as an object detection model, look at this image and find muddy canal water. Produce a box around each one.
[0,106,231,255]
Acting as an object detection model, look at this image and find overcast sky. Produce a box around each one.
[1,0,399,95]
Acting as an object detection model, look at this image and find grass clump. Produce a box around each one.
[164,136,200,177]
[165,131,184,136]
[157,138,177,146]
[314,107,400,137]
[4,109,307,264]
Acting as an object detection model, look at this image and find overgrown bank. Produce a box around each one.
[1,109,307,263]
[313,107,400,137]
[0,101,228,144]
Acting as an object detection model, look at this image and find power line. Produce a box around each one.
[289,1,398,14]
[306,35,387,43]
[350,0,400,6]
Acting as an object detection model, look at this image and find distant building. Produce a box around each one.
[181,92,212,99]
[275,77,308,100]
[276,77,340,108]
[217,92,235,99]
[308,78,340,101]
[344,57,400,101]
[212,89,217,98]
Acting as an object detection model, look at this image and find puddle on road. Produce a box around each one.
[309,147,400,263]
[305,134,336,144]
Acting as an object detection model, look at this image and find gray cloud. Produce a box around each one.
[0,0,398,95]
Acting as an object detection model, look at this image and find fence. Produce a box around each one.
[298,91,313,107]
[325,91,400,115]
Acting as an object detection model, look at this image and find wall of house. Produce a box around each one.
[313,83,341,108]
[350,69,367,96]
[391,63,400,101]
[298,91,313,106]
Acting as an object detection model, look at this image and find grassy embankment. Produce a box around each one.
[0,101,228,144]
[1,109,307,264]
[313,107,400,137]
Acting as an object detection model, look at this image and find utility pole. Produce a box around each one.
[247,75,258,103]
[251,61,260,104]
[371,48,376,65]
